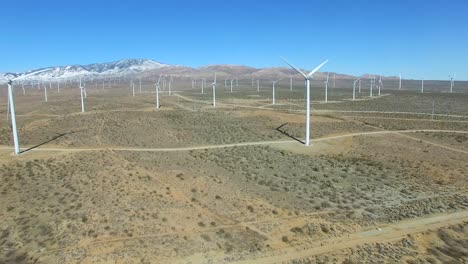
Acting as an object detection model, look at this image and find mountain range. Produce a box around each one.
[0,58,395,84]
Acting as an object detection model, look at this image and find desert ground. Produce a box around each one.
[1,78,467,263]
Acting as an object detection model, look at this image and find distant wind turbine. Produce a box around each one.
[210,73,217,107]
[378,75,382,96]
[450,73,455,93]
[353,79,360,100]
[324,72,330,102]
[155,75,162,108]
[421,78,424,93]
[281,56,328,146]
[399,73,402,90]
[79,78,87,113]
[271,78,284,105]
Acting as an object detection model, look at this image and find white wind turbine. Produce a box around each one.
[399,73,402,90]
[201,78,204,94]
[281,57,328,146]
[271,78,284,105]
[257,79,260,92]
[421,78,424,93]
[353,79,360,100]
[155,75,162,109]
[370,76,374,97]
[44,83,48,102]
[378,75,382,96]
[4,69,49,155]
[79,78,87,113]
[230,79,234,93]
[168,75,172,95]
[210,72,217,107]
[450,73,455,93]
[324,72,329,102]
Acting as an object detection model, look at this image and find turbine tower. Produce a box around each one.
[44,83,48,102]
[201,78,204,94]
[370,77,374,97]
[450,73,455,93]
[4,69,49,155]
[155,75,162,108]
[421,78,424,93]
[7,80,19,154]
[353,79,360,100]
[399,73,402,90]
[271,78,284,105]
[324,72,329,102]
[210,72,217,107]
[281,57,328,146]
[79,78,87,112]
[378,75,382,96]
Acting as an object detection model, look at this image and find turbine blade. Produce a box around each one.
[306,60,328,78]
[280,56,307,79]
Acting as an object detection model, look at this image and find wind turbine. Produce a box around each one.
[201,78,204,94]
[271,78,284,105]
[210,72,217,107]
[450,73,455,93]
[281,57,328,146]
[399,73,402,90]
[230,79,234,93]
[370,76,374,97]
[353,79,360,100]
[324,72,330,102]
[79,78,87,113]
[4,69,49,155]
[378,75,382,96]
[155,75,161,108]
[44,83,48,102]
[421,78,424,93]
[257,79,260,92]
[358,79,361,93]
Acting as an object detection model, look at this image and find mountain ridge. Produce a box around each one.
[1,58,402,84]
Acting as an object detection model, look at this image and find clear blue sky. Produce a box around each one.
[1,0,467,80]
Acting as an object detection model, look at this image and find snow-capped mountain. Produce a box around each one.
[1,59,171,84]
